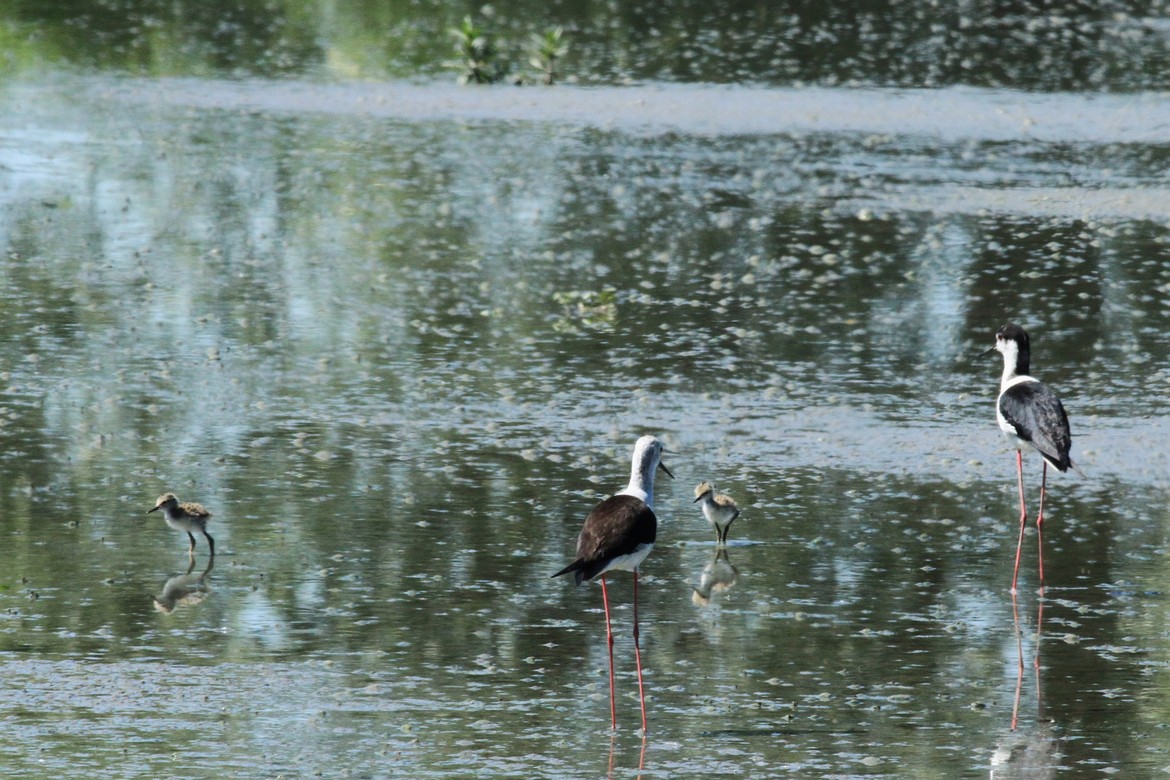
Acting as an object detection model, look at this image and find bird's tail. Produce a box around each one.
[551,560,586,585]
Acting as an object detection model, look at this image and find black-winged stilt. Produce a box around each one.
[987,323,1074,592]
[692,481,740,544]
[148,493,215,558]
[552,434,673,732]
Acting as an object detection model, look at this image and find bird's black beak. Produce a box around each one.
[692,494,702,503]
[977,345,997,359]
[658,461,675,480]
[147,506,159,514]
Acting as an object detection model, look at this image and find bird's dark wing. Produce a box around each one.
[551,494,657,585]
[1000,380,1072,472]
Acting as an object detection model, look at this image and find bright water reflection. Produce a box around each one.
[1,65,1170,779]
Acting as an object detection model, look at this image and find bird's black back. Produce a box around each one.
[551,494,658,585]
[999,380,1072,472]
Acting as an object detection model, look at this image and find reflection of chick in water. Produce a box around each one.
[153,557,214,614]
[692,546,739,606]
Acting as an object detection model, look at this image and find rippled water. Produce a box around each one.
[3,33,1170,780]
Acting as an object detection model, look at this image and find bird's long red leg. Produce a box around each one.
[600,575,617,730]
[1036,461,1048,591]
[1011,450,1028,593]
[633,570,648,734]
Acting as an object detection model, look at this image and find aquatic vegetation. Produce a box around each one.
[447,15,503,84]
[447,17,569,85]
[528,26,567,85]
[552,288,618,332]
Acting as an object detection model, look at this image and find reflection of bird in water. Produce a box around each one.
[985,323,1075,593]
[1010,592,1044,732]
[153,556,214,614]
[693,481,740,544]
[990,718,1060,779]
[606,733,647,780]
[992,592,1059,777]
[148,493,215,558]
[692,545,739,606]
[552,435,673,734]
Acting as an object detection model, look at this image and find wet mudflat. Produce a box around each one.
[3,5,1170,778]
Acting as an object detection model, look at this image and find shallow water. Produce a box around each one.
[4,7,1170,778]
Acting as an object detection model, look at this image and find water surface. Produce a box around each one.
[3,6,1170,779]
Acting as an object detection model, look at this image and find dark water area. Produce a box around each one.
[2,3,1170,779]
[8,0,1170,91]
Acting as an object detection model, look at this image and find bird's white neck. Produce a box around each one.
[619,443,659,507]
[620,473,653,507]
[999,340,1022,391]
